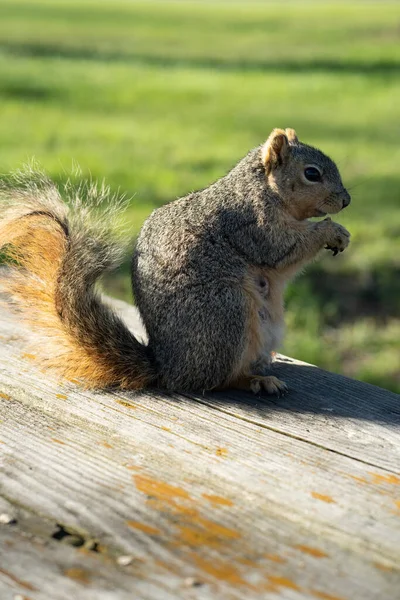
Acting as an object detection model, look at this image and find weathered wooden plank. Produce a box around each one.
[1,300,400,599]
[113,299,400,472]
[0,501,160,600]
[1,388,400,600]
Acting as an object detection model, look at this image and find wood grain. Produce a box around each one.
[0,300,399,599]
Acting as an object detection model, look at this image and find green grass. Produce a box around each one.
[0,0,399,392]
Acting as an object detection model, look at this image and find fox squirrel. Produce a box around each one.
[0,128,350,395]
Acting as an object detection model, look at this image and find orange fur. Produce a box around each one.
[0,215,151,389]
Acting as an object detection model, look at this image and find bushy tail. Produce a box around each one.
[0,166,155,389]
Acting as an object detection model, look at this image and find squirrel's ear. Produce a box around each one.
[261,129,289,173]
[285,128,298,144]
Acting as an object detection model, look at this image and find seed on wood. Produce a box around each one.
[184,577,203,588]
[117,555,134,566]
[0,513,17,525]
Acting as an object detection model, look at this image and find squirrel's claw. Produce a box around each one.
[325,245,339,256]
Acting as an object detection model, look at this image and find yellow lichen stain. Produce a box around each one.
[373,561,395,572]
[0,392,11,400]
[310,589,346,600]
[126,520,161,535]
[51,438,65,445]
[192,554,248,586]
[154,559,179,575]
[64,567,91,585]
[134,474,190,504]
[116,399,137,409]
[202,493,233,507]
[134,474,242,560]
[268,575,300,591]
[56,393,68,400]
[0,568,38,591]
[394,500,400,511]
[311,492,336,504]
[162,426,171,432]
[264,553,286,563]
[348,474,368,485]
[197,518,240,540]
[369,472,400,486]
[296,545,328,558]
[125,464,141,471]
[237,557,258,567]
[146,497,200,524]
[216,447,228,457]
[177,518,240,548]
[21,353,36,361]
[102,441,113,449]
[78,544,106,557]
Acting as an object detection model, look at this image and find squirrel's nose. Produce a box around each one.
[342,189,351,208]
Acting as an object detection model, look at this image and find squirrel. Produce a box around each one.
[0,128,350,396]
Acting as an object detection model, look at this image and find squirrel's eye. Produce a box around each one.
[304,166,322,182]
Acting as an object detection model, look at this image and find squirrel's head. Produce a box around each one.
[261,128,351,220]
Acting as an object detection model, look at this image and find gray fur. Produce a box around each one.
[0,130,350,392]
[133,132,350,391]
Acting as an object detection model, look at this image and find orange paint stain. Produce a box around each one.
[202,493,233,507]
[125,464,141,471]
[310,589,346,600]
[268,575,300,591]
[296,545,328,558]
[192,555,247,586]
[216,447,228,457]
[134,474,190,505]
[51,438,65,445]
[311,492,336,504]
[64,567,91,585]
[394,500,400,511]
[56,394,67,400]
[126,520,161,535]
[0,392,11,400]
[368,473,400,486]
[102,442,113,449]
[0,568,37,591]
[264,553,286,563]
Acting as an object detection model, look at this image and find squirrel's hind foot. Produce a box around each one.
[230,374,288,397]
[250,375,288,397]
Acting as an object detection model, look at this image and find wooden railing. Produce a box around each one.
[0,298,399,599]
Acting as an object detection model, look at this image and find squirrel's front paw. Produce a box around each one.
[322,218,350,256]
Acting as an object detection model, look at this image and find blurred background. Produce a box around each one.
[0,0,399,391]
